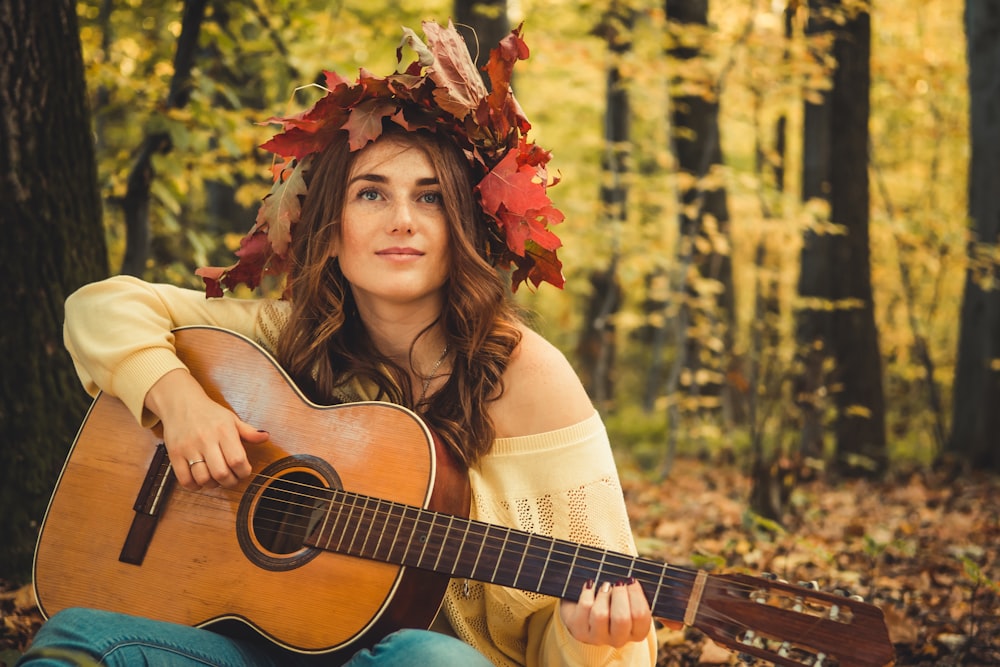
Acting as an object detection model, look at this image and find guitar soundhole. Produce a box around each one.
[236,454,342,571]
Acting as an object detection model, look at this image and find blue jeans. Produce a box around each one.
[17,608,493,666]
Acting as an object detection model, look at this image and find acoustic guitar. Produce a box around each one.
[33,326,894,666]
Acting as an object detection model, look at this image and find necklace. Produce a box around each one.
[418,345,449,403]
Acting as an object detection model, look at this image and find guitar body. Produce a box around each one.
[33,326,471,658]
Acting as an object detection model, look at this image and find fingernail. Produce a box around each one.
[627,577,636,585]
[585,579,595,590]
[600,582,612,593]
[615,579,627,587]
[257,429,268,433]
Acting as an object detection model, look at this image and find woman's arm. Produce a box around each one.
[64,275,280,489]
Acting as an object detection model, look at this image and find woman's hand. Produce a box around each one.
[559,578,653,648]
[145,369,269,490]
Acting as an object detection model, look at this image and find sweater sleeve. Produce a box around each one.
[63,275,288,427]
[442,413,658,667]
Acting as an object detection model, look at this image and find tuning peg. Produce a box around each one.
[761,571,778,580]
[849,594,864,602]
[737,652,757,664]
[833,587,850,597]
[798,580,818,590]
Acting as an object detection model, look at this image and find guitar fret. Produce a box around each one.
[511,534,531,589]
[466,523,491,581]
[651,561,669,612]
[451,519,472,576]
[490,527,511,583]
[594,551,608,586]
[415,513,436,568]
[561,543,582,598]
[346,496,372,555]
[335,493,358,552]
[537,539,553,589]
[371,500,394,560]
[396,505,419,566]
[539,540,579,598]
[357,498,382,557]
[432,515,455,572]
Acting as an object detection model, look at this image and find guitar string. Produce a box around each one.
[161,469,860,657]
[165,462,773,597]
[167,466,881,625]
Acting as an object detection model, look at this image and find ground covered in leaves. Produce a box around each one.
[2,457,998,666]
[620,457,1000,666]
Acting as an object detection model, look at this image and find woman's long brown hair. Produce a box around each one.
[275,124,522,467]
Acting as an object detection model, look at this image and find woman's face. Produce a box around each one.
[335,136,451,316]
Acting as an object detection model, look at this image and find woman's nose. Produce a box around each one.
[389,200,415,234]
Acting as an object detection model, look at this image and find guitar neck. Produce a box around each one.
[303,488,695,622]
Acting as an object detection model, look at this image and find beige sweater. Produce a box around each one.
[63,275,658,667]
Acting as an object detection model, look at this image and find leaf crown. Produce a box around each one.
[196,20,565,297]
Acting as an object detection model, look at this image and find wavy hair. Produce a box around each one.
[275,124,522,467]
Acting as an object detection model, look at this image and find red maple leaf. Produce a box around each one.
[485,25,529,113]
[342,97,399,150]
[477,149,553,219]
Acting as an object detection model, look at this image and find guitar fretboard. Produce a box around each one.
[304,488,696,622]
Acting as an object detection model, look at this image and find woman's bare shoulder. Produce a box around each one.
[489,324,595,439]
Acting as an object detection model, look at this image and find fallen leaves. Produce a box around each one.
[2,458,997,665]
[618,458,1000,666]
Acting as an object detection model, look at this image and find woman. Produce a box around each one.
[20,21,657,667]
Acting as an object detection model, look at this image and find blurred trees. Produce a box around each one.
[795,0,887,475]
[949,0,1000,471]
[0,0,979,586]
[0,0,106,581]
[65,0,975,476]
[661,0,736,460]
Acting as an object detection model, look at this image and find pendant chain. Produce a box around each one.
[418,345,449,403]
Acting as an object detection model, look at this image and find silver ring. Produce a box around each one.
[187,458,206,466]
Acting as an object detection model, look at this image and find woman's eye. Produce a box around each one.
[420,192,442,205]
[359,189,380,201]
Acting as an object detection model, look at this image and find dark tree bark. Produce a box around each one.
[120,0,207,276]
[796,0,887,475]
[453,0,509,78]
[664,0,735,417]
[0,0,107,582]
[948,0,1000,471]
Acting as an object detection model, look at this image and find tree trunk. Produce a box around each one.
[796,0,887,476]
[120,0,207,276]
[453,0,509,79]
[576,2,633,407]
[0,0,107,582]
[948,0,1000,471]
[664,0,736,419]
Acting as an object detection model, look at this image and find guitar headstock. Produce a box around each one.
[689,572,895,667]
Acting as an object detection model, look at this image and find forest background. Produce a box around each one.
[1,0,998,665]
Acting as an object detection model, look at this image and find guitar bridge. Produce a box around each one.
[119,443,175,565]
